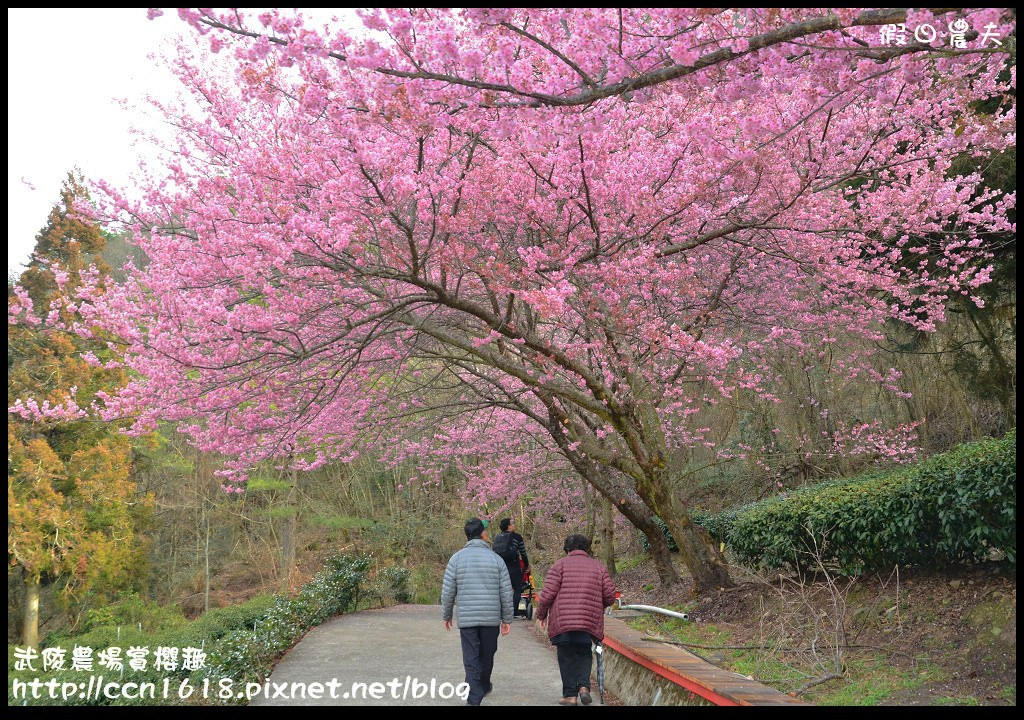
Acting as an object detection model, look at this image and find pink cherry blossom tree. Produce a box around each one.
[36,8,1014,592]
[374,363,680,572]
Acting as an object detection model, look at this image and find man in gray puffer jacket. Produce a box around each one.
[441,517,513,705]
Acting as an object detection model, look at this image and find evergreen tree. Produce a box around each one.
[8,173,149,647]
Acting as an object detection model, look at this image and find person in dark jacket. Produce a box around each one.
[441,517,513,706]
[494,518,530,617]
[536,534,617,706]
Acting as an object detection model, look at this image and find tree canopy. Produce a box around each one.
[13,9,1015,592]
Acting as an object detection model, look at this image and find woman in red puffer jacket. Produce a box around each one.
[536,534,617,705]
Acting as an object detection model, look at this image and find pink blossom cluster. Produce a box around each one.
[9,393,88,423]
[47,8,1016,506]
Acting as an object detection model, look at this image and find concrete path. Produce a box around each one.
[250,605,564,706]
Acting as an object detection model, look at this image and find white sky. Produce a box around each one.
[7,8,357,274]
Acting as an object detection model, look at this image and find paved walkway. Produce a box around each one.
[250,604,564,706]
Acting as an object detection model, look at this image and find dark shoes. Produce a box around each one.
[557,689,592,706]
[468,685,493,705]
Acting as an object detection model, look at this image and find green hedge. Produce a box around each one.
[200,554,370,692]
[642,431,1015,576]
[8,595,278,707]
[9,554,370,706]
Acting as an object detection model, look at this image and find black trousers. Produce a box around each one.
[459,626,500,705]
[508,566,524,616]
[556,642,593,699]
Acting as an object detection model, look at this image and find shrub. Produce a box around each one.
[373,565,413,604]
[199,554,370,694]
[410,565,442,604]
[708,431,1015,574]
[636,432,1015,576]
[185,594,279,644]
[10,555,370,706]
[80,592,189,634]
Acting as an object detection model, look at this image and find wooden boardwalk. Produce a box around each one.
[602,615,806,706]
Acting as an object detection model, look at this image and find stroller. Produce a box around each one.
[519,563,537,620]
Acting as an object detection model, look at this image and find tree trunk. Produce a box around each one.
[280,463,299,592]
[967,305,1016,429]
[621,382,734,594]
[644,473,733,594]
[542,398,680,586]
[529,509,544,551]
[583,486,597,545]
[600,494,617,577]
[203,500,211,613]
[586,478,678,584]
[23,572,40,649]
